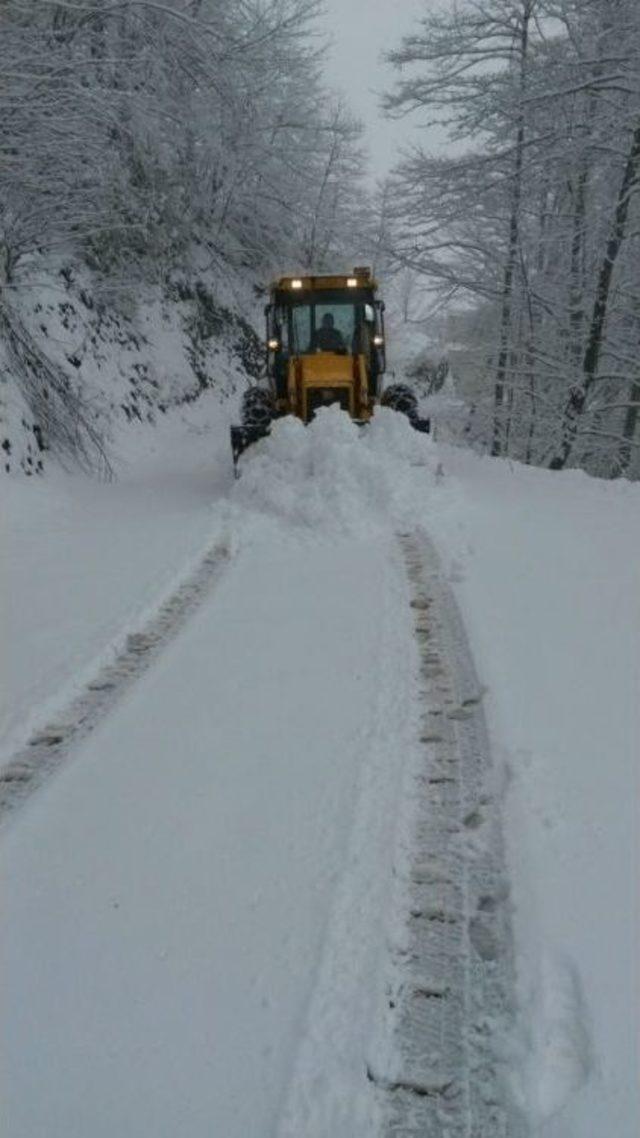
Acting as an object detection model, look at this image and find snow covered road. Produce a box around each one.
[2,409,434,1137]
[2,405,638,1137]
[0,400,234,759]
[3,528,418,1137]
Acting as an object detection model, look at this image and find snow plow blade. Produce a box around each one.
[230,423,270,470]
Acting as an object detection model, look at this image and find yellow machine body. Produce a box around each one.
[265,268,386,425]
[231,268,429,469]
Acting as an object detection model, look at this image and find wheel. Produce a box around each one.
[241,387,274,429]
[381,383,418,417]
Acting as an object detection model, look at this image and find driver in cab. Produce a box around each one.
[312,313,346,353]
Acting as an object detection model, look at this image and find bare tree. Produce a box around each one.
[383,0,640,479]
[1,0,369,472]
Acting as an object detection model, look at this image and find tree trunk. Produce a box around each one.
[568,168,588,372]
[550,118,640,469]
[618,378,640,474]
[491,2,532,456]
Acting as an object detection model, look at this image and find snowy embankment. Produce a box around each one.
[0,260,261,477]
[2,405,638,1137]
[425,447,639,1137]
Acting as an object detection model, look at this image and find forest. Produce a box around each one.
[1,0,639,479]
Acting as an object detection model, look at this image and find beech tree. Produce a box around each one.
[0,0,366,280]
[0,0,368,471]
[385,0,640,479]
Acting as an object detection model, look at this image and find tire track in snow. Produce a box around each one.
[369,533,528,1137]
[0,541,230,824]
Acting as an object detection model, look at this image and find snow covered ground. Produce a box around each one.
[0,395,235,758]
[2,404,638,1136]
[425,447,639,1136]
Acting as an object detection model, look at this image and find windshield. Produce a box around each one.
[274,290,375,356]
[291,302,354,354]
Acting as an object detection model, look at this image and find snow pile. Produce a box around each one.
[233,405,438,534]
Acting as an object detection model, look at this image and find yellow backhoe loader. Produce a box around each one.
[230,268,429,467]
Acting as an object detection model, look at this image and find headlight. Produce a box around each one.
[291,279,303,290]
[347,277,358,287]
[268,338,279,350]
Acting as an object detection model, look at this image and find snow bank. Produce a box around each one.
[1,261,261,476]
[233,405,438,535]
[424,447,640,1138]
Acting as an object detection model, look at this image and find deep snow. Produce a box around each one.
[2,404,638,1137]
[424,447,639,1136]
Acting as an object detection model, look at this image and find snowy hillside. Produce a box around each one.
[2,407,637,1137]
[0,261,262,477]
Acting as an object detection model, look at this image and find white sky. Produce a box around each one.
[320,0,432,180]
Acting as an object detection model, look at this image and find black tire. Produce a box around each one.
[381,383,419,417]
[241,387,274,429]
